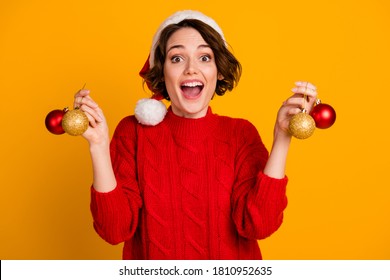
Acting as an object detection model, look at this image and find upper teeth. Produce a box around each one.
[182,82,203,87]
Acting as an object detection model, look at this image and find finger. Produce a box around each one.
[74,89,90,108]
[83,111,97,128]
[80,104,104,123]
[291,86,317,97]
[80,96,99,109]
[74,96,84,109]
[288,107,302,116]
[73,89,99,110]
[293,81,317,97]
[295,81,316,91]
[74,89,90,98]
[284,95,313,113]
[291,88,317,111]
[83,109,102,128]
[283,96,305,107]
[306,95,319,113]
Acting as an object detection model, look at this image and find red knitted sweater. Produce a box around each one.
[90,107,288,259]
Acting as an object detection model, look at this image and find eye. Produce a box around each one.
[200,55,211,62]
[171,56,183,63]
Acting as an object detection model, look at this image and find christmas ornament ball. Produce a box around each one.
[45,109,65,135]
[61,108,89,136]
[310,103,336,129]
[289,112,316,139]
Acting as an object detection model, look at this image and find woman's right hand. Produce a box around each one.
[74,88,109,147]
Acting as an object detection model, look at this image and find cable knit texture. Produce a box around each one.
[90,107,288,259]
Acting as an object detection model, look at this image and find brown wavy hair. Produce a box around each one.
[144,19,242,100]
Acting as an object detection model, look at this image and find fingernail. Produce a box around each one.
[295,81,303,86]
[291,87,298,92]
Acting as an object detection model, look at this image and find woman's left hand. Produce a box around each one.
[274,81,318,138]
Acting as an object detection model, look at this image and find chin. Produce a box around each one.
[175,102,209,118]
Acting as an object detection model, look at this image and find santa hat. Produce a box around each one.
[135,10,226,126]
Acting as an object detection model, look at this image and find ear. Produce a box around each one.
[217,73,224,80]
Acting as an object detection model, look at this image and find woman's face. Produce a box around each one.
[163,27,222,118]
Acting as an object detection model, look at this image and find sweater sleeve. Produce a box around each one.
[90,116,142,245]
[231,120,288,240]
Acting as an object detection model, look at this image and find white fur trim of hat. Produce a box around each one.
[135,10,225,126]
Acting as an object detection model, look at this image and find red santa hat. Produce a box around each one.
[135,10,226,126]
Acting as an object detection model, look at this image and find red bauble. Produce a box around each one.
[45,109,65,135]
[310,103,336,129]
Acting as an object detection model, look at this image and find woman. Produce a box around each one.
[74,10,317,259]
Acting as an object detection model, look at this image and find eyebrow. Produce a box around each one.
[166,44,211,53]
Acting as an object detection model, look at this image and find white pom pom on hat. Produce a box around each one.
[135,10,225,126]
[134,98,168,126]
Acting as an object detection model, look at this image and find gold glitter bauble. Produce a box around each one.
[61,108,89,136]
[288,112,316,139]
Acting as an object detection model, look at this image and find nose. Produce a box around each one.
[184,58,198,75]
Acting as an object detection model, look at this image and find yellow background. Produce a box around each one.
[1,0,389,259]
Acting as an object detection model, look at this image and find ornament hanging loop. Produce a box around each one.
[302,90,312,112]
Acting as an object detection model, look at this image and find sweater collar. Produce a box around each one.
[164,106,219,139]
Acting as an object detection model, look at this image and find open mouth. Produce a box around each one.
[181,81,204,99]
